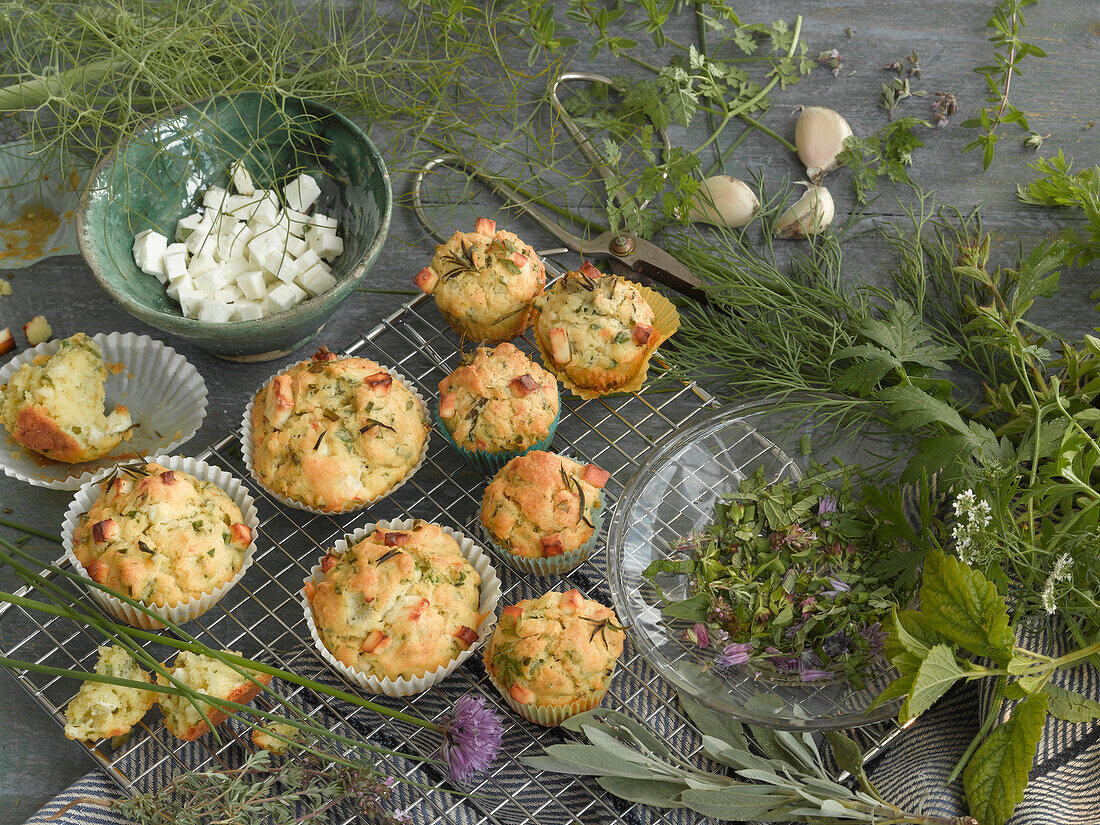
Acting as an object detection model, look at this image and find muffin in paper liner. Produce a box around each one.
[0,332,207,490]
[302,518,502,697]
[61,454,259,630]
[479,499,603,576]
[485,663,608,727]
[531,280,680,401]
[436,394,561,476]
[240,357,430,514]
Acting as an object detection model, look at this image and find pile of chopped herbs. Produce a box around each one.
[643,468,912,686]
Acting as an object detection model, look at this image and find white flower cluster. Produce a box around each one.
[951,488,992,565]
[1041,552,1074,615]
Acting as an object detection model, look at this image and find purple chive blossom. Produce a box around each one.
[715,642,753,668]
[442,695,504,782]
[800,669,834,682]
[817,494,838,527]
[764,647,801,673]
[826,577,851,594]
[859,622,888,652]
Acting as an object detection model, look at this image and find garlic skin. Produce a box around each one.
[795,107,853,183]
[688,175,759,228]
[774,185,835,239]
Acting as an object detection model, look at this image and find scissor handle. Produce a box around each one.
[549,71,673,214]
[411,153,584,253]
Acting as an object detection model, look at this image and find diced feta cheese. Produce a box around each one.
[284,235,308,258]
[188,252,218,278]
[184,218,217,255]
[274,255,306,284]
[166,274,195,301]
[214,285,244,303]
[231,161,255,196]
[202,186,230,212]
[284,173,321,213]
[231,301,264,322]
[248,192,280,227]
[175,212,206,241]
[197,299,234,323]
[193,267,235,295]
[220,256,251,280]
[218,224,253,261]
[295,247,322,273]
[133,229,168,279]
[284,208,310,237]
[236,270,268,301]
[163,243,189,282]
[305,227,344,261]
[246,235,279,269]
[262,282,307,315]
[308,212,338,231]
[176,285,202,318]
[299,264,337,296]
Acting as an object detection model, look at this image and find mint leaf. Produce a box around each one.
[903,644,965,720]
[918,551,1015,666]
[1043,683,1100,723]
[963,692,1047,825]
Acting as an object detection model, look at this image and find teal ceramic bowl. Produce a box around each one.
[77,91,391,361]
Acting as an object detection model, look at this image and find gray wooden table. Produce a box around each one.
[1,1,1098,821]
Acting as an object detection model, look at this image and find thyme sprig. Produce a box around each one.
[962,0,1047,169]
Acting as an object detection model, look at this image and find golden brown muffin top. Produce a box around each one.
[250,349,429,511]
[438,343,558,454]
[534,266,656,388]
[481,451,608,558]
[0,332,131,463]
[305,520,485,681]
[484,589,625,707]
[71,462,251,606]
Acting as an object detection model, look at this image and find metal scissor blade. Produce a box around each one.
[591,231,705,301]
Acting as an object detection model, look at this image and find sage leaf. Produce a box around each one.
[963,692,1048,825]
[595,777,686,809]
[904,643,965,720]
[569,708,671,759]
[538,744,658,779]
[680,785,787,821]
[522,755,612,777]
[918,550,1015,666]
[678,691,747,749]
[823,730,863,778]
[1043,682,1100,723]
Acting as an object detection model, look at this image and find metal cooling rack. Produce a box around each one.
[0,291,909,825]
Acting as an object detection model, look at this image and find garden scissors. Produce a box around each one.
[411,71,705,300]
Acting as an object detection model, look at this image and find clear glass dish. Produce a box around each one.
[606,400,905,730]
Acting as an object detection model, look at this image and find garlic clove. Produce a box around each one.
[774,185,835,239]
[687,175,760,228]
[795,107,853,184]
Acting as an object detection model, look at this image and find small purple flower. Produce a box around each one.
[693,622,710,648]
[711,627,730,646]
[859,621,888,652]
[822,631,851,658]
[764,647,800,673]
[817,494,838,527]
[800,669,834,682]
[442,695,504,782]
[825,577,851,595]
[715,642,753,668]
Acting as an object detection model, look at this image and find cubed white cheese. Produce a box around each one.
[262,282,307,315]
[184,218,217,255]
[133,229,168,279]
[246,235,279,269]
[284,235,309,258]
[175,212,206,241]
[284,173,321,213]
[231,161,255,195]
[305,227,344,261]
[163,243,190,283]
[273,254,307,284]
[231,301,264,322]
[176,285,202,318]
[248,193,280,227]
[197,299,234,323]
[308,212,338,231]
[214,285,244,303]
[284,208,310,237]
[187,252,218,278]
[236,270,268,301]
[299,264,337,296]
[202,186,230,212]
[218,224,253,261]
[166,274,195,301]
[220,256,251,280]
[193,267,235,295]
[295,247,322,273]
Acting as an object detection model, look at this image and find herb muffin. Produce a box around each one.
[304,520,485,682]
[157,649,272,741]
[533,263,658,393]
[0,332,132,463]
[481,451,609,574]
[438,343,559,466]
[64,645,156,742]
[249,348,430,512]
[414,217,545,343]
[484,589,625,725]
[71,461,253,609]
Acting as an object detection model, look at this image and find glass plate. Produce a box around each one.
[606,400,904,730]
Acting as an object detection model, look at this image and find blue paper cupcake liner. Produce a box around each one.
[479,498,604,577]
[436,390,561,476]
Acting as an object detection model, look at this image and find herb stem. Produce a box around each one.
[737,113,798,154]
[0,517,61,542]
[695,8,724,172]
[946,676,1004,785]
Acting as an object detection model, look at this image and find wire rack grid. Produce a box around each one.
[0,289,906,825]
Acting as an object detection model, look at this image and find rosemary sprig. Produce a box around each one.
[962,0,1047,169]
[580,616,629,647]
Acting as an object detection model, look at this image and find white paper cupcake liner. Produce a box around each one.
[61,455,259,630]
[302,517,502,697]
[0,332,208,490]
[241,358,430,514]
[485,668,607,727]
[479,501,603,577]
